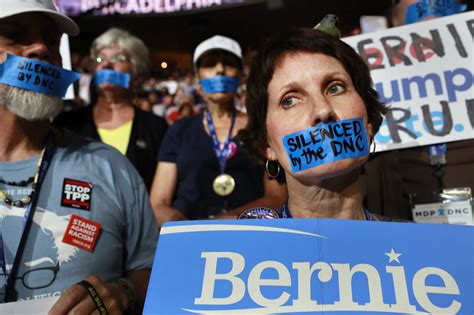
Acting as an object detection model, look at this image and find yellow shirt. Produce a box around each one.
[97,120,133,155]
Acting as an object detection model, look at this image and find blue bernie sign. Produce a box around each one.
[282,118,369,173]
[0,54,80,97]
[144,219,473,314]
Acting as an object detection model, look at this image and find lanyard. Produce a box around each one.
[0,134,56,302]
[205,110,236,174]
[281,201,374,221]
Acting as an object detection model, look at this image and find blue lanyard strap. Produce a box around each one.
[0,133,56,302]
[205,110,236,174]
[281,201,374,221]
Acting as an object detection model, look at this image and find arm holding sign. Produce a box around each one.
[150,161,187,225]
[49,270,149,315]
[49,275,131,315]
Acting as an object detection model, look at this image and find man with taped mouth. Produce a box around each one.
[0,0,157,313]
[239,28,407,222]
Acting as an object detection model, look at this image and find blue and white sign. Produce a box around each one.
[144,219,474,314]
[344,12,474,152]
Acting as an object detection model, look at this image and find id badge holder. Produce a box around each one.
[410,188,473,225]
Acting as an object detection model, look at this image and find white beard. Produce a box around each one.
[0,84,63,121]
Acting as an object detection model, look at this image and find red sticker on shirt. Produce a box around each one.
[62,214,101,252]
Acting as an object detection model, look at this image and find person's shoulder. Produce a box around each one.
[135,107,167,127]
[54,106,92,126]
[56,128,130,166]
[168,113,201,134]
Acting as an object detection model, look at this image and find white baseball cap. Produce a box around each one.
[0,0,79,36]
[193,35,242,66]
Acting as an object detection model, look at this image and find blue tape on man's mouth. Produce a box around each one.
[95,69,130,89]
[405,0,466,24]
[282,118,369,173]
[0,54,80,97]
[200,76,240,94]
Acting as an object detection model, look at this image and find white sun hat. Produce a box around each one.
[193,35,242,66]
[0,0,79,36]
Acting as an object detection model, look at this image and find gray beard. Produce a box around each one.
[0,85,63,121]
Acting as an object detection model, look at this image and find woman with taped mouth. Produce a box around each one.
[55,28,168,192]
[238,28,401,221]
[150,35,287,224]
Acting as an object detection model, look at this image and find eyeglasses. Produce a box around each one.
[0,262,60,301]
[95,54,130,65]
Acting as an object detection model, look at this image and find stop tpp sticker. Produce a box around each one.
[61,178,93,210]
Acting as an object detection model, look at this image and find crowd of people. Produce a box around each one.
[68,44,253,126]
[0,0,472,313]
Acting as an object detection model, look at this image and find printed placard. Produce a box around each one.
[62,214,101,252]
[144,219,474,314]
[57,0,246,16]
[344,11,474,152]
[0,54,80,97]
[282,118,369,172]
[61,178,92,210]
[413,200,473,225]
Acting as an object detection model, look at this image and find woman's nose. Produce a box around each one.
[311,97,337,126]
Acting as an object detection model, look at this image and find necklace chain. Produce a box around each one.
[0,147,47,208]
[0,185,35,207]
[0,176,34,187]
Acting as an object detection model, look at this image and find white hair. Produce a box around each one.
[0,84,63,121]
[90,27,150,76]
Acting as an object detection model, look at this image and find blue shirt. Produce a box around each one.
[0,130,158,301]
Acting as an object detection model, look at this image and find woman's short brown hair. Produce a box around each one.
[239,28,388,163]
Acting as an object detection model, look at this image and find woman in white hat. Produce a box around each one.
[150,35,287,224]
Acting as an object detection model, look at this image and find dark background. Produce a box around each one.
[68,0,394,71]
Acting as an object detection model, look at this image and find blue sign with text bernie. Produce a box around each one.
[144,219,473,314]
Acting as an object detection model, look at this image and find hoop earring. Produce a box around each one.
[265,160,280,179]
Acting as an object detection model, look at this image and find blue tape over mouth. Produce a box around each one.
[0,54,80,97]
[95,69,130,89]
[282,118,369,173]
[405,0,467,24]
[200,76,240,94]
